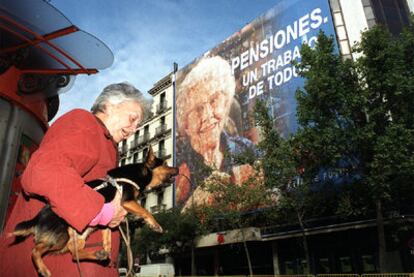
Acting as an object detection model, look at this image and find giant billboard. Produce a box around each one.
[175,0,337,208]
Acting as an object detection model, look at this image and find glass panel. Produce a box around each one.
[371,0,410,35]
[318,257,331,273]
[299,258,309,274]
[339,256,353,273]
[0,0,113,70]
[0,0,71,38]
[49,31,113,69]
[361,254,376,272]
[334,13,344,25]
[362,0,372,6]
[330,0,341,12]
[284,260,295,274]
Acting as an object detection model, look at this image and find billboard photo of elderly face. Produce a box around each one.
[175,56,257,208]
[175,0,337,208]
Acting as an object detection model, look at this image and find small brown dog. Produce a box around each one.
[11,147,178,277]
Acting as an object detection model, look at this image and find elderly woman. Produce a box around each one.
[176,56,256,207]
[0,83,145,276]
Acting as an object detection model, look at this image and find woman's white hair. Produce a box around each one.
[177,56,235,134]
[91,82,151,119]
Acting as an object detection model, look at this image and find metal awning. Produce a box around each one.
[0,0,114,75]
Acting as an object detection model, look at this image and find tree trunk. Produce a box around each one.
[240,228,254,276]
[297,211,311,273]
[191,241,196,276]
[376,199,387,272]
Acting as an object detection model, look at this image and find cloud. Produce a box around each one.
[52,0,276,121]
[55,3,201,120]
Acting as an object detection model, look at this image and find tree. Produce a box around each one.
[197,169,272,276]
[293,23,414,272]
[254,100,336,272]
[133,207,201,272]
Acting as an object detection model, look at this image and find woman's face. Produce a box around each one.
[103,100,143,143]
[183,85,230,150]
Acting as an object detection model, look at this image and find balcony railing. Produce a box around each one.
[156,101,168,114]
[119,144,128,156]
[154,124,169,137]
[155,147,167,159]
[135,133,150,146]
[150,204,166,213]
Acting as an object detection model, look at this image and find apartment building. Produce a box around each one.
[120,0,414,273]
[118,73,175,214]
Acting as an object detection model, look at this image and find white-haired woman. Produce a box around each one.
[175,56,256,207]
[0,83,145,276]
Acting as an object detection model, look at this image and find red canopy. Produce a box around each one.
[0,0,114,124]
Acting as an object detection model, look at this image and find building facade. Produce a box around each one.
[119,73,175,214]
[123,0,414,274]
[174,0,414,274]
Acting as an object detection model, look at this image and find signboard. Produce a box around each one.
[175,0,337,208]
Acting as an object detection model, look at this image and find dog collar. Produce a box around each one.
[94,176,140,194]
[113,178,140,192]
[94,176,123,195]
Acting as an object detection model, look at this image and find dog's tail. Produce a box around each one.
[11,212,40,239]
[12,223,35,237]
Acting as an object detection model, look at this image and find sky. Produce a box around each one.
[49,0,278,119]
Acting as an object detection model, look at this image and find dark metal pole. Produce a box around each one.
[172,62,178,207]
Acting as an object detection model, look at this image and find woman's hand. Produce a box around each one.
[108,190,127,228]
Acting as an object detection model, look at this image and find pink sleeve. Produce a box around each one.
[90,202,114,226]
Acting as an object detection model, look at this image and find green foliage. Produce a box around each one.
[253,24,414,271]
[133,207,201,261]
[291,25,414,218]
[197,170,272,230]
[254,100,297,191]
[255,24,414,223]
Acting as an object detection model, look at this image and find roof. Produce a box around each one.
[0,0,114,75]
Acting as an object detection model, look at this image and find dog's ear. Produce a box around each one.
[145,146,156,168]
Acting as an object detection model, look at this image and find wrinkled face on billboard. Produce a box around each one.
[177,56,235,168]
[175,0,337,208]
[184,89,229,153]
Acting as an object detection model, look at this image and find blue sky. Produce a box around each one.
[49,0,278,119]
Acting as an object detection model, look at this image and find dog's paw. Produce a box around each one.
[38,267,51,277]
[95,250,110,260]
[149,223,163,233]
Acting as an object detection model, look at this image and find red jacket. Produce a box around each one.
[0,109,120,277]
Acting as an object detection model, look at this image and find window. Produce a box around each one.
[370,0,410,36]
[160,92,166,107]
[144,125,149,140]
[133,152,139,163]
[143,148,148,160]
[134,131,139,146]
[361,254,377,272]
[140,197,146,209]
[158,140,165,158]
[157,191,164,206]
[121,140,127,153]
[339,256,353,273]
[317,257,331,273]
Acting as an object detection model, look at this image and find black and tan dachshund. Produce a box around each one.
[11,147,178,277]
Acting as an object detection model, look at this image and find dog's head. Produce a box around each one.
[100,147,178,203]
[144,147,179,190]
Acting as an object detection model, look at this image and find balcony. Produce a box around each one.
[150,204,166,213]
[154,124,170,138]
[155,147,168,159]
[119,144,128,157]
[156,101,168,114]
[133,133,150,148]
